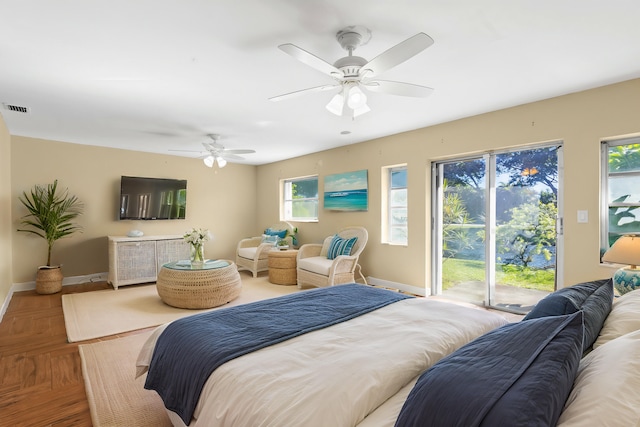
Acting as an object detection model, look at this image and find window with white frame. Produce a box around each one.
[385,166,408,244]
[282,175,319,222]
[601,137,640,256]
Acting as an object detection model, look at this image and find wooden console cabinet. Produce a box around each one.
[107,235,190,289]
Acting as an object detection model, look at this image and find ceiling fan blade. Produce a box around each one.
[278,43,343,77]
[269,84,340,102]
[221,153,245,161]
[223,149,256,155]
[360,33,434,78]
[169,149,204,153]
[363,80,434,98]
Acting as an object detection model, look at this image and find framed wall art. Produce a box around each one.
[323,169,368,211]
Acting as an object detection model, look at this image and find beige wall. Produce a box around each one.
[11,137,258,284]
[0,113,12,304]
[257,79,640,291]
[6,79,638,298]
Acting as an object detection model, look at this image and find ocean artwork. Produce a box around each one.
[324,170,368,211]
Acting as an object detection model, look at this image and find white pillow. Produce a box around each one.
[593,289,640,348]
[319,235,335,257]
[557,329,640,426]
[261,234,278,245]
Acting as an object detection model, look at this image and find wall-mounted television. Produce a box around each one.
[119,176,187,220]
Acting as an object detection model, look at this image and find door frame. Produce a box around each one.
[430,143,564,308]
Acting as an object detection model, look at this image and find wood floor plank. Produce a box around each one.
[51,351,82,389]
[0,353,25,388]
[23,353,52,388]
[0,282,108,426]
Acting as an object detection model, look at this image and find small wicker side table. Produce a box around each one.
[156,259,241,309]
[268,249,299,285]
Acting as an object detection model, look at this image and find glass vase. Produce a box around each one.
[190,243,205,265]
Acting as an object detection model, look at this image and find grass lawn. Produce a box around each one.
[442,258,555,292]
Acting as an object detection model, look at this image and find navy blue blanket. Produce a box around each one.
[144,283,411,425]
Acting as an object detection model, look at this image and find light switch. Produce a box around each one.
[577,210,588,223]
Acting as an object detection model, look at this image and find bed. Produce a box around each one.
[136,284,508,426]
[137,281,640,427]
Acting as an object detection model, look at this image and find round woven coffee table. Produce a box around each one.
[268,249,298,285]
[156,259,241,309]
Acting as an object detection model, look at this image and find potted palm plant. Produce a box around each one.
[17,180,84,294]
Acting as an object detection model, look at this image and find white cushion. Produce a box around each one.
[298,256,333,276]
[593,289,640,348]
[237,247,258,260]
[320,236,334,257]
[557,329,640,426]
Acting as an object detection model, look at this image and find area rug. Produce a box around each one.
[63,274,299,342]
[79,330,170,427]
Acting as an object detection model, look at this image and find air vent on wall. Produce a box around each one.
[2,103,30,113]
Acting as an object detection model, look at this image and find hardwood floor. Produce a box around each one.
[0,282,134,427]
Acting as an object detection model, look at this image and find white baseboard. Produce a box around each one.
[367,276,428,297]
[0,272,109,323]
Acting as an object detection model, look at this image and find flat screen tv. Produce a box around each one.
[119,176,187,220]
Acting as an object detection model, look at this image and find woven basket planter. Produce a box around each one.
[156,260,241,309]
[36,266,63,294]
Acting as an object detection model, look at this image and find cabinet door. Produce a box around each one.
[116,241,157,283]
[156,239,190,270]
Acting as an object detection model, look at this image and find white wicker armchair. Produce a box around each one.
[236,221,295,277]
[296,226,368,289]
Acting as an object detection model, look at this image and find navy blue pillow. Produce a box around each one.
[523,279,613,351]
[395,312,583,427]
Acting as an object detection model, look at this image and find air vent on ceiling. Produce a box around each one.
[3,103,30,113]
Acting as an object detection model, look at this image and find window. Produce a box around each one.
[384,166,408,244]
[601,137,640,254]
[282,176,318,222]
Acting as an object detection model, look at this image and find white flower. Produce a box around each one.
[183,228,212,245]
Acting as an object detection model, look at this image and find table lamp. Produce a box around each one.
[602,234,640,294]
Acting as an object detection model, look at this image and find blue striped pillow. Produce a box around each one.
[326,235,358,260]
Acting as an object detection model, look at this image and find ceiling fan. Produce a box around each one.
[171,134,255,168]
[269,26,434,118]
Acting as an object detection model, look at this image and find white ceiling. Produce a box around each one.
[2,1,640,165]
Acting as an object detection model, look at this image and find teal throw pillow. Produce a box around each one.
[326,235,358,260]
[264,228,288,239]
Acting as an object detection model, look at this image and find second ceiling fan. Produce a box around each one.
[171,134,255,168]
[269,26,434,118]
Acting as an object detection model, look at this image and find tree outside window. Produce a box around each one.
[283,176,318,221]
[602,139,640,254]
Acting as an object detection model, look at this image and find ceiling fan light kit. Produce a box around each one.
[171,134,255,169]
[203,155,215,168]
[326,92,344,115]
[202,153,228,168]
[271,26,434,119]
[346,84,367,109]
[324,82,370,117]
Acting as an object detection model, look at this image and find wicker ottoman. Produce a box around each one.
[156,260,241,309]
[268,249,298,285]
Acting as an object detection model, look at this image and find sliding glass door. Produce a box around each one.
[432,145,562,313]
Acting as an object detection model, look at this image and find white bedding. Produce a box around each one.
[137,297,508,427]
